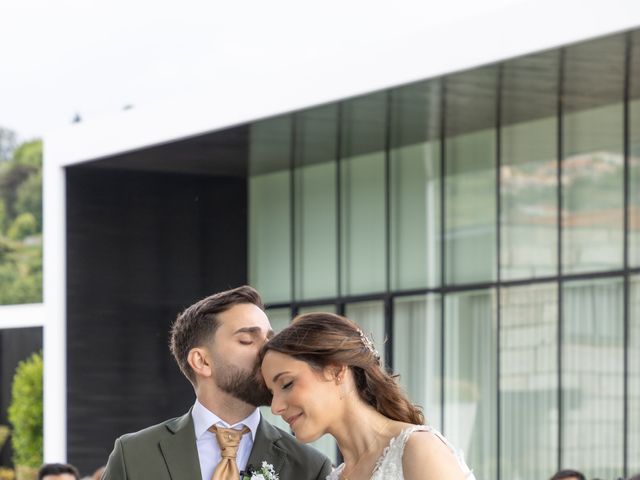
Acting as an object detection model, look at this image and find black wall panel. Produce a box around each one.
[65,167,247,474]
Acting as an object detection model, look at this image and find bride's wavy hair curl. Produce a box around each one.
[260,312,424,425]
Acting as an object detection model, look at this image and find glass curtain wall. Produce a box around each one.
[248,117,292,303]
[562,279,624,479]
[500,52,559,280]
[445,290,497,480]
[500,283,558,480]
[562,36,625,274]
[248,30,640,479]
[393,295,442,430]
[294,106,338,300]
[630,276,640,475]
[444,67,497,285]
[629,30,640,475]
[340,93,387,296]
[389,82,441,290]
[630,30,640,268]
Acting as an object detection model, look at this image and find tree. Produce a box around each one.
[7,351,42,477]
[0,199,6,233]
[0,140,41,226]
[15,172,41,231]
[7,213,37,241]
[0,135,43,306]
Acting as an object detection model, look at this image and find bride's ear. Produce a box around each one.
[331,364,348,385]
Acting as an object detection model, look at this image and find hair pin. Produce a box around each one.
[358,329,380,362]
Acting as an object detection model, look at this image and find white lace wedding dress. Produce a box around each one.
[327,425,476,480]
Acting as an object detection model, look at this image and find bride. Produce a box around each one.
[260,312,476,480]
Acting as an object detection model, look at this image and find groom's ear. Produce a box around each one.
[188,347,213,379]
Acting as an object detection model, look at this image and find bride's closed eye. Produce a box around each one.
[281,381,293,390]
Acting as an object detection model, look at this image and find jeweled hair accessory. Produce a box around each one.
[358,329,380,361]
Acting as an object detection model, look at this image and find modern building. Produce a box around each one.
[1,2,640,479]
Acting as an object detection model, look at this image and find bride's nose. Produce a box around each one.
[271,393,286,416]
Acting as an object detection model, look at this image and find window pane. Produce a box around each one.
[629,275,640,474]
[445,67,498,284]
[294,105,338,300]
[297,304,337,315]
[444,289,497,479]
[390,81,441,289]
[501,52,559,280]
[248,117,292,303]
[266,307,291,334]
[562,37,625,274]
[500,283,558,480]
[562,278,624,478]
[345,300,386,367]
[631,97,640,267]
[393,295,442,430]
[340,93,387,295]
[630,30,640,267]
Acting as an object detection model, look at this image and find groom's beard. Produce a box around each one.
[216,361,273,407]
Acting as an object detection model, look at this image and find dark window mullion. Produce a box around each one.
[289,114,298,305]
[439,76,448,434]
[557,47,566,471]
[384,90,394,370]
[622,31,632,479]
[495,63,504,480]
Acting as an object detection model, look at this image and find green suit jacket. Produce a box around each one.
[102,410,332,480]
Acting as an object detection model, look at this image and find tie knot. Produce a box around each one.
[209,425,249,455]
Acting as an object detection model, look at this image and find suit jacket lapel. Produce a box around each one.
[246,418,287,475]
[159,411,202,480]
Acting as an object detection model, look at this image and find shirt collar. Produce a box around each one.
[192,399,261,441]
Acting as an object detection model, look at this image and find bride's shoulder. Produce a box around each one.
[401,427,468,480]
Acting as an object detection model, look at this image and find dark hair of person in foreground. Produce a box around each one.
[38,463,80,480]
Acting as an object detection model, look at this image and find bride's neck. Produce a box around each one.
[330,401,394,463]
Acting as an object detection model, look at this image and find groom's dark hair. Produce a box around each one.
[170,285,264,384]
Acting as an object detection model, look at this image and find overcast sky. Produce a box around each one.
[2,0,544,141]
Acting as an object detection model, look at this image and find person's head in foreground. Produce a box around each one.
[550,469,586,480]
[38,463,80,480]
[260,312,474,479]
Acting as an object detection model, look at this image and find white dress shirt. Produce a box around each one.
[192,399,261,480]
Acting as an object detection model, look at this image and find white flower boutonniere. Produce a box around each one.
[242,461,280,480]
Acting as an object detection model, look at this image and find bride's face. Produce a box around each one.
[261,350,340,442]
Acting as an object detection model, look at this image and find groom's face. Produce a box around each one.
[208,303,274,406]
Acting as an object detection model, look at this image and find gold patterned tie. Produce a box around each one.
[209,425,250,480]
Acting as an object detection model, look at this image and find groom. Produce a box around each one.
[103,285,331,480]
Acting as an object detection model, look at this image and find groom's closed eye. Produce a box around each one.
[233,326,272,343]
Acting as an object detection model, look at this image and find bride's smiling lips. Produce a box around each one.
[285,413,302,428]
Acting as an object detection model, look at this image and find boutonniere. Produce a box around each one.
[241,461,280,480]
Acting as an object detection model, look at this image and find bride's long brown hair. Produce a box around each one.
[260,312,424,425]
